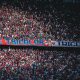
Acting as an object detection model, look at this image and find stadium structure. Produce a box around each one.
[0,0,80,80]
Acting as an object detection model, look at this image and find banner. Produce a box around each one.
[0,38,50,46]
[58,41,80,47]
[0,38,80,47]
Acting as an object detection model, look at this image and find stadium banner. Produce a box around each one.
[0,38,57,46]
[58,41,80,47]
[0,38,80,47]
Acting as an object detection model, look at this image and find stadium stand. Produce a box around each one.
[0,0,80,41]
[0,0,80,80]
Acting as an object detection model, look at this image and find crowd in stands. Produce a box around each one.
[0,1,80,80]
[0,5,51,41]
[0,48,79,80]
[0,48,53,80]
[0,1,80,41]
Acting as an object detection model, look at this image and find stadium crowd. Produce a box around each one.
[0,48,53,80]
[0,0,80,80]
[0,1,80,41]
[0,48,80,80]
[0,5,51,40]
